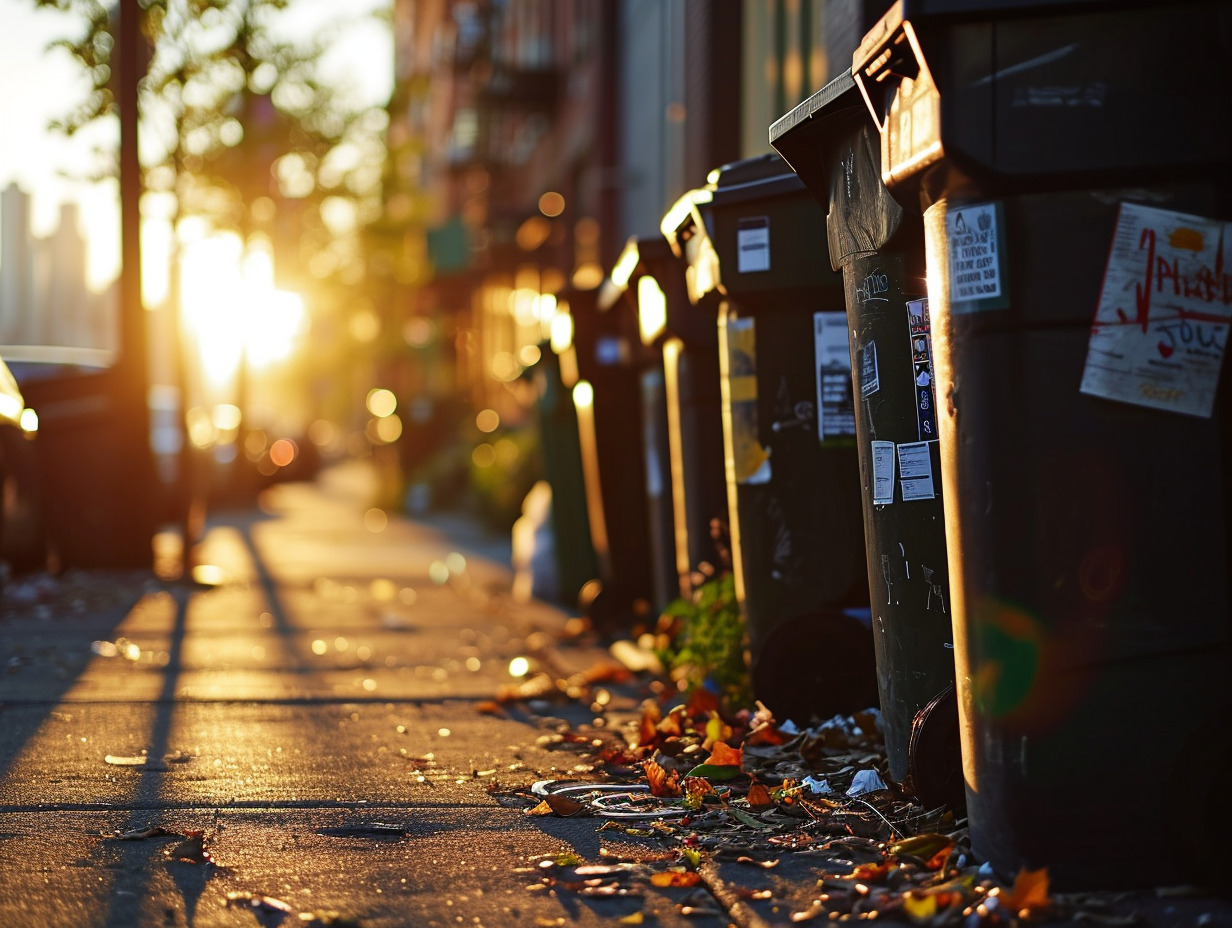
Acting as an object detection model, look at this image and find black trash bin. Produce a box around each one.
[9,360,156,569]
[598,246,682,615]
[606,235,730,604]
[556,284,657,632]
[771,72,959,803]
[663,155,878,724]
[855,0,1232,888]
[531,331,599,610]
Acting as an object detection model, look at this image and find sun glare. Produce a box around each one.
[180,233,306,388]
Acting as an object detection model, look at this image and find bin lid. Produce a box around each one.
[602,235,708,348]
[663,155,839,303]
[855,0,1232,194]
[770,72,909,269]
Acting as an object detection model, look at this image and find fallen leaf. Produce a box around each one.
[475,701,505,716]
[618,913,645,925]
[683,763,741,781]
[902,891,937,923]
[638,703,662,748]
[746,782,773,810]
[705,741,743,768]
[687,688,719,717]
[544,793,588,817]
[645,760,682,797]
[889,833,954,869]
[651,870,702,888]
[582,660,632,684]
[1004,867,1050,912]
[682,776,716,800]
[848,861,893,883]
[111,825,176,841]
[166,830,212,864]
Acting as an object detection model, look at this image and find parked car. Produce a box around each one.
[0,353,44,576]
[1,344,209,569]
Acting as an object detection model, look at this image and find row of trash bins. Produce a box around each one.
[535,0,1231,893]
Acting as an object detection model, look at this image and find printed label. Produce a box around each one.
[907,298,938,441]
[859,341,880,397]
[737,217,771,273]
[814,312,856,440]
[947,202,1007,311]
[897,441,936,501]
[1080,202,1232,418]
[872,440,895,505]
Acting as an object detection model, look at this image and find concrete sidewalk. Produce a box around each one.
[0,461,693,927]
[1,460,1229,928]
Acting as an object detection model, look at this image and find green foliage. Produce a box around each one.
[657,572,751,710]
[466,427,541,532]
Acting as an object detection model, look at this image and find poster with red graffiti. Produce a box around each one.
[1080,202,1232,418]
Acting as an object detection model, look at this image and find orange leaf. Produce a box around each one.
[1004,867,1050,912]
[645,760,682,797]
[687,688,719,716]
[683,776,716,800]
[705,742,743,768]
[583,660,633,684]
[656,707,685,737]
[650,870,702,888]
[746,782,773,810]
[638,703,662,747]
[849,861,892,883]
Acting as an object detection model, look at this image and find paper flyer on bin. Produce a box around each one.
[872,440,895,505]
[814,311,856,441]
[1080,202,1232,418]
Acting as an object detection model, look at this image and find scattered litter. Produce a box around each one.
[803,776,833,794]
[532,781,692,820]
[110,825,177,841]
[846,769,887,796]
[316,823,406,839]
[91,638,141,661]
[225,891,293,915]
[165,831,212,864]
[105,754,148,767]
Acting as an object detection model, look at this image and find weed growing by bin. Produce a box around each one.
[654,572,751,711]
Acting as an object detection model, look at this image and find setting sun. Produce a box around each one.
[179,233,306,389]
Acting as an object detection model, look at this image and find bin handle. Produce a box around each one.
[851,19,928,135]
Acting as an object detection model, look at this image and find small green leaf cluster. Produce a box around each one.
[656,572,751,710]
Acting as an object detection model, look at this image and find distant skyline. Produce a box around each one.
[0,0,393,288]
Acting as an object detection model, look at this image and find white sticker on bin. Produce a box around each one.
[947,202,1007,312]
[896,441,936,501]
[737,216,771,273]
[872,441,895,505]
